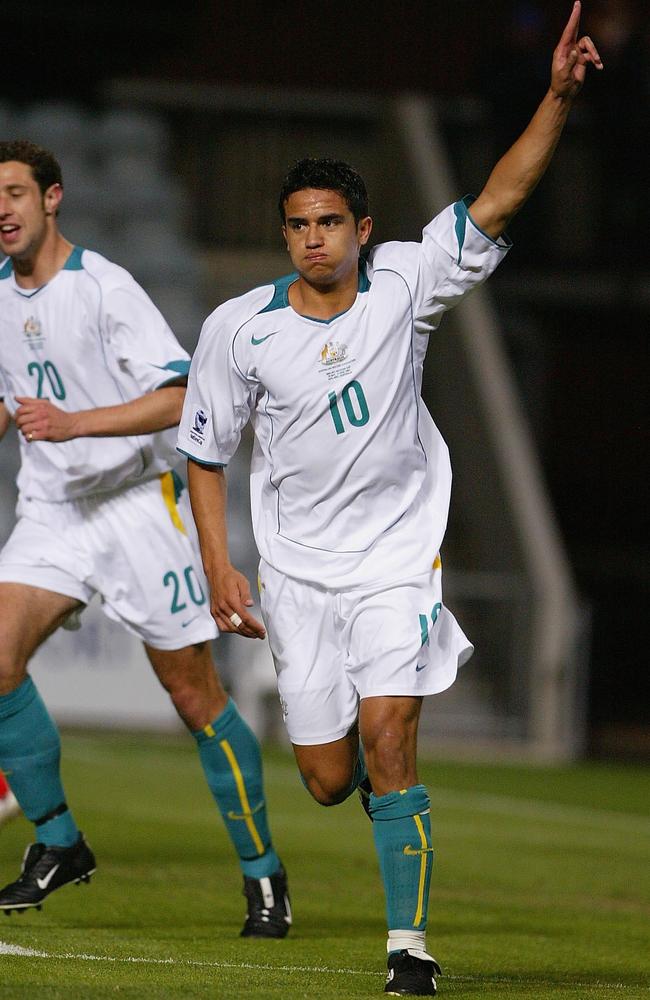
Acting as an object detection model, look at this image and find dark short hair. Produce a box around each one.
[0,140,63,195]
[278,157,369,223]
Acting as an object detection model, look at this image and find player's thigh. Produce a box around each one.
[90,475,217,650]
[259,560,358,746]
[0,510,90,689]
[0,582,82,691]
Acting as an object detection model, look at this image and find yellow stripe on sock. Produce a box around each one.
[160,472,187,534]
[219,739,265,855]
[412,813,430,927]
[203,724,216,738]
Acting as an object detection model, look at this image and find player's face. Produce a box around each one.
[0,160,61,261]
[282,189,372,287]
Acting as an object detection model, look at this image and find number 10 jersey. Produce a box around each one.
[178,199,510,589]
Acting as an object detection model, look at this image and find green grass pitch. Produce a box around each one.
[0,732,648,998]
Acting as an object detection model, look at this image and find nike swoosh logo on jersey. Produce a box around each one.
[36,864,60,890]
[415,662,428,672]
[251,332,278,346]
[181,616,199,628]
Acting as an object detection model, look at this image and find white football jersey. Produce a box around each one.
[0,247,190,501]
[178,199,510,588]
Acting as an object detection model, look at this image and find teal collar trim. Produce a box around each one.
[63,246,84,270]
[259,273,297,314]
[358,256,370,292]
[303,310,344,325]
[259,259,371,324]
[0,245,84,285]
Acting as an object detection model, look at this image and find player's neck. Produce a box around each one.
[288,272,358,321]
[13,229,75,290]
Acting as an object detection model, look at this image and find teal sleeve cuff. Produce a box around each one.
[177,448,227,468]
[454,195,512,265]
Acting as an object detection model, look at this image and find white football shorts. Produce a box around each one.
[258,556,473,746]
[0,472,217,650]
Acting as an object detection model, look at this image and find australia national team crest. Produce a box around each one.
[320,341,348,365]
[23,316,45,349]
[189,407,209,447]
[318,341,353,382]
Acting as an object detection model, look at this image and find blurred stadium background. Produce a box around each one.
[0,0,647,761]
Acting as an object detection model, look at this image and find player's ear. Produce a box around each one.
[43,183,63,217]
[357,216,372,247]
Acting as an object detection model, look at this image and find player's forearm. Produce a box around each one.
[188,459,265,639]
[70,386,186,437]
[187,460,232,577]
[0,402,10,440]
[470,89,573,239]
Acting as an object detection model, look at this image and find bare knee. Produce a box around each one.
[302,771,352,807]
[166,674,217,728]
[293,737,358,806]
[364,732,413,789]
[0,584,78,695]
[0,658,26,696]
[360,696,422,795]
[0,636,29,694]
[146,642,227,730]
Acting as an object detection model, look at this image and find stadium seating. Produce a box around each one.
[3,101,200,348]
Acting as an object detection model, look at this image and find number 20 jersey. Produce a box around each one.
[0,247,190,501]
[178,199,510,589]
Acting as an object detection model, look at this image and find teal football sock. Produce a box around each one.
[370,784,434,934]
[0,676,79,847]
[193,698,280,879]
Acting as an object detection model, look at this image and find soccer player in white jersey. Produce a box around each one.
[0,140,292,938]
[179,6,601,995]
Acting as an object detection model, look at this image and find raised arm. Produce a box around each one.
[187,459,266,640]
[470,1,603,240]
[13,384,187,442]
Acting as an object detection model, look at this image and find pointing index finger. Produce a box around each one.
[560,1,581,47]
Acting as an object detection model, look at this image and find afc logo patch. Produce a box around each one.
[189,407,209,446]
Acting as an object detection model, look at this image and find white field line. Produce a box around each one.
[0,941,645,990]
[0,943,371,976]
